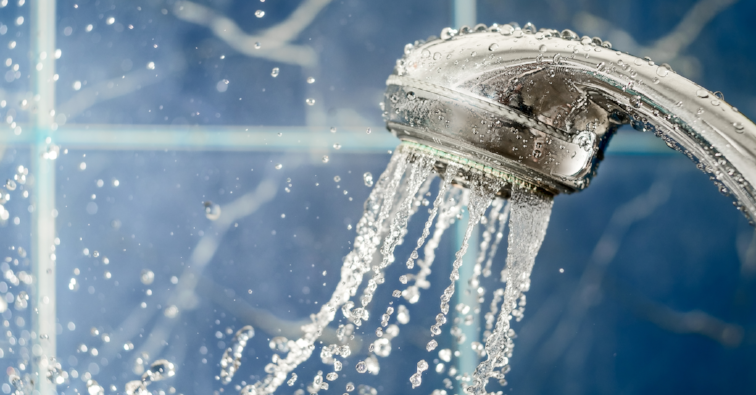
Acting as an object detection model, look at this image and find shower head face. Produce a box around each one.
[382,27,628,195]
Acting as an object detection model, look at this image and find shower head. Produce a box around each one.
[382,23,756,219]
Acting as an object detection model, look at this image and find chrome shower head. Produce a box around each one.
[382,23,756,219]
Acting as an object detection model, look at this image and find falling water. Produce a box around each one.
[231,144,553,395]
[124,359,177,395]
[403,182,467,305]
[220,326,255,384]
[467,186,553,394]
[239,148,422,395]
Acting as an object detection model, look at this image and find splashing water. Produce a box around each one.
[473,199,510,285]
[467,186,553,394]
[403,184,466,304]
[9,374,25,395]
[234,144,553,395]
[142,359,176,383]
[124,380,149,395]
[86,380,105,395]
[122,358,176,395]
[220,326,255,384]
[431,173,505,339]
[239,150,416,394]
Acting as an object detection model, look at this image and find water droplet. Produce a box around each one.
[433,52,441,60]
[409,373,422,388]
[365,128,371,134]
[656,64,670,77]
[255,10,264,17]
[215,79,229,93]
[495,25,511,36]
[696,89,709,98]
[164,305,179,318]
[307,76,315,84]
[711,99,721,106]
[364,356,380,374]
[275,164,283,170]
[440,27,458,40]
[86,379,104,395]
[417,360,428,372]
[426,339,438,351]
[488,43,499,51]
[269,336,289,352]
[330,127,337,133]
[146,62,155,70]
[346,382,355,392]
[254,42,261,49]
[396,305,410,324]
[140,270,154,285]
[271,67,279,77]
[363,172,374,187]
[326,372,338,381]
[421,49,431,58]
[322,155,329,163]
[538,44,547,53]
[734,122,745,133]
[203,201,221,220]
[333,143,341,150]
[5,179,16,191]
[142,359,175,383]
[373,338,391,357]
[124,380,148,395]
[438,348,452,362]
[334,176,341,182]
[356,361,367,373]
[306,98,316,106]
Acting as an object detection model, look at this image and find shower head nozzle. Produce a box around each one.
[383,25,628,197]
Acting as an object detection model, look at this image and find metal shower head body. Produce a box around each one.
[383,23,756,219]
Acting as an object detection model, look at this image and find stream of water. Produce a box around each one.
[231,144,553,395]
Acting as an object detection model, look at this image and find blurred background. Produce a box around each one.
[1,0,756,394]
